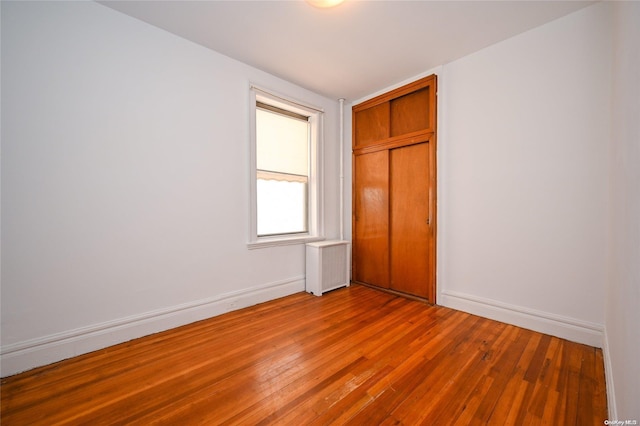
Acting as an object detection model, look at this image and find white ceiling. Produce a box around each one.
[100,0,595,101]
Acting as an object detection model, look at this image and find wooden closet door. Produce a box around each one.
[353,150,389,288]
[389,142,431,298]
[352,74,437,303]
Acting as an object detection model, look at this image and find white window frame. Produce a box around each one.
[248,85,325,249]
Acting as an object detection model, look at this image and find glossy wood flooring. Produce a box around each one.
[1,285,607,425]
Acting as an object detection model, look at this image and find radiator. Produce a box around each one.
[305,240,350,296]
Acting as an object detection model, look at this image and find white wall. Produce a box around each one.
[349,1,637,416]
[0,1,341,376]
[436,2,611,346]
[605,2,640,420]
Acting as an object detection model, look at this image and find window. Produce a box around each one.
[249,86,324,248]
[256,103,309,236]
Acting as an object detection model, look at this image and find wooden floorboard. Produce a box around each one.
[1,285,607,425]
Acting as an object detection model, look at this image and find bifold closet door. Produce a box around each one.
[390,142,430,298]
[353,150,389,288]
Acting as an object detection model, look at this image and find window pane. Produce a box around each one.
[256,104,310,237]
[257,179,307,236]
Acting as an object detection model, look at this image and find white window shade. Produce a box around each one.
[256,108,309,177]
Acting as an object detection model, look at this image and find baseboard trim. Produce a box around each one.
[0,276,305,377]
[439,290,604,347]
[602,328,617,419]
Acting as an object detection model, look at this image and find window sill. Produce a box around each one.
[247,235,325,250]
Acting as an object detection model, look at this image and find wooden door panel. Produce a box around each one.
[354,102,390,149]
[390,142,430,298]
[390,87,430,137]
[354,151,389,288]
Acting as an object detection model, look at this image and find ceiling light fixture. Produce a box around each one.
[306,0,345,8]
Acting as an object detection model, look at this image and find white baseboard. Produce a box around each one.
[602,329,617,420]
[0,276,305,377]
[439,290,604,348]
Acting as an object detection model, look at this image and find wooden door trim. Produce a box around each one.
[427,135,437,303]
[353,130,434,156]
[353,75,436,112]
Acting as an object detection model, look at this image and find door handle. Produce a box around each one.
[427,188,433,227]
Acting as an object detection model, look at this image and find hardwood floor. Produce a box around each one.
[1,285,607,425]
